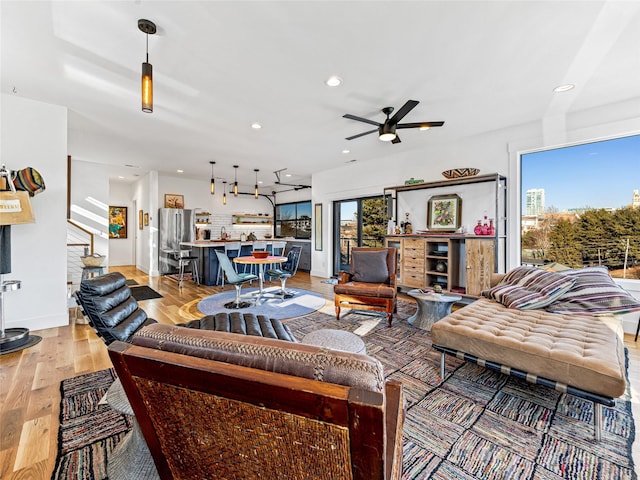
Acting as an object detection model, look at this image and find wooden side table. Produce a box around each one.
[406,289,461,331]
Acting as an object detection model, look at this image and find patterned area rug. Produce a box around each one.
[51,306,636,479]
[51,369,132,480]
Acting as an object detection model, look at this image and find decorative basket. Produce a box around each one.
[442,168,480,179]
[81,255,105,267]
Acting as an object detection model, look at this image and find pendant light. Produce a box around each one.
[209,161,215,195]
[233,165,239,196]
[222,181,227,205]
[254,169,260,199]
[138,19,157,113]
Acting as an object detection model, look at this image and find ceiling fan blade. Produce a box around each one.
[391,135,401,144]
[343,114,381,127]
[396,121,445,129]
[345,128,378,141]
[389,100,419,124]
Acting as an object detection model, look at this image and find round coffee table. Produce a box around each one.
[406,289,462,331]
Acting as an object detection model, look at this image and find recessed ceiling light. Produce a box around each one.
[342,149,350,154]
[553,84,575,93]
[118,176,125,179]
[285,173,291,177]
[251,122,262,129]
[177,169,184,173]
[325,75,342,87]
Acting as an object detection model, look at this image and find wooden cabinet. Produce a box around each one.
[464,238,495,295]
[401,238,426,288]
[386,235,495,296]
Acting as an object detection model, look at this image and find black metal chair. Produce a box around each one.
[265,245,302,299]
[215,250,259,308]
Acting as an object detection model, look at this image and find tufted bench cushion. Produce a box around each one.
[179,311,297,342]
[430,297,626,398]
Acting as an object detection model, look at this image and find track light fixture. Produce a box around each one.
[209,161,215,195]
[233,165,239,196]
[138,19,157,113]
[254,169,260,199]
[222,181,227,205]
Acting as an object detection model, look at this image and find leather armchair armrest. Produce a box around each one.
[337,271,352,284]
[388,272,397,288]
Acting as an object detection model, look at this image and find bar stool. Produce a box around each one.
[216,242,241,286]
[177,249,199,289]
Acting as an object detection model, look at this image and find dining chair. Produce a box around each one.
[215,250,259,308]
[266,241,287,278]
[265,246,302,299]
[216,242,241,286]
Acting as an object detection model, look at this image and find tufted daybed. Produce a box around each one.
[431,266,640,441]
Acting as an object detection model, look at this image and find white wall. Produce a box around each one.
[70,159,109,258]
[1,94,68,330]
[109,182,135,266]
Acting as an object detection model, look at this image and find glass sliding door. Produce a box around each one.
[333,195,388,275]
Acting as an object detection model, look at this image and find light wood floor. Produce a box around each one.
[1,266,639,479]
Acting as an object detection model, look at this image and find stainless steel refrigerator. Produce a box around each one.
[158,208,195,275]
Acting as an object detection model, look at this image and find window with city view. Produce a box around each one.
[521,134,640,279]
[275,201,312,239]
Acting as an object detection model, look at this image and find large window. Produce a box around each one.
[520,134,640,279]
[333,195,388,274]
[275,201,312,239]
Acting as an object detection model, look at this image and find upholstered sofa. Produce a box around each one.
[431,266,640,441]
[108,323,405,479]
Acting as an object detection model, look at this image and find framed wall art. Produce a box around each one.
[164,193,184,209]
[314,203,322,251]
[144,212,149,226]
[139,209,143,230]
[427,194,461,232]
[109,206,128,239]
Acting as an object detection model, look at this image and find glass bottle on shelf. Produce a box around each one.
[488,219,495,236]
[481,215,489,235]
[474,220,483,235]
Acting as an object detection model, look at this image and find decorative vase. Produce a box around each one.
[488,219,495,236]
[481,216,489,235]
[474,221,483,235]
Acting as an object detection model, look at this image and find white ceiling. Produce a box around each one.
[2,1,639,192]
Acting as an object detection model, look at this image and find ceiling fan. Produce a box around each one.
[343,100,444,144]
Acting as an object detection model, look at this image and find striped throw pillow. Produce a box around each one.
[482,266,576,310]
[545,266,640,316]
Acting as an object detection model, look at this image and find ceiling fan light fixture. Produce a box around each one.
[379,124,397,142]
[138,19,157,113]
[419,125,431,131]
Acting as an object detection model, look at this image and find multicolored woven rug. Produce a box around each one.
[51,369,131,480]
[51,306,637,479]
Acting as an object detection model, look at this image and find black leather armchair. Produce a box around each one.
[75,272,157,345]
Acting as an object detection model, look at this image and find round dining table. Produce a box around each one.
[233,255,287,302]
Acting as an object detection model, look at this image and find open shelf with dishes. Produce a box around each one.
[232,214,273,225]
